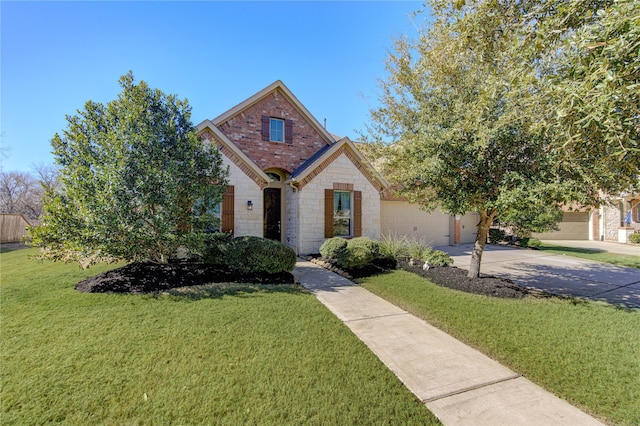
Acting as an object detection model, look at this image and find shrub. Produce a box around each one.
[223,236,297,274]
[489,228,505,244]
[405,239,432,261]
[378,233,409,259]
[629,233,640,244]
[423,249,453,267]
[320,237,348,260]
[200,232,234,266]
[519,237,542,249]
[337,237,382,269]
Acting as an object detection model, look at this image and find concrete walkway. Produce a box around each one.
[437,243,640,308]
[293,260,604,426]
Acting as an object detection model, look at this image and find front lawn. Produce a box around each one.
[537,242,640,269]
[1,249,438,425]
[359,270,640,426]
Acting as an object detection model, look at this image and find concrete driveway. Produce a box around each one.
[437,243,640,309]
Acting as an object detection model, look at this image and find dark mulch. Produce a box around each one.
[75,261,295,294]
[395,259,541,299]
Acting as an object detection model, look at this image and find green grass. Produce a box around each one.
[359,270,640,425]
[537,243,640,269]
[1,249,439,425]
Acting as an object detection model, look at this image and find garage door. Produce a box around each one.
[381,201,451,246]
[459,212,479,244]
[533,212,589,240]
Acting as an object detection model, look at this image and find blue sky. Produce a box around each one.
[1,1,424,172]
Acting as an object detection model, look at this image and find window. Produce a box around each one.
[270,118,284,142]
[261,115,293,143]
[333,191,351,237]
[203,186,234,235]
[325,189,362,238]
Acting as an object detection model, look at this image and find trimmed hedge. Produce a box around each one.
[423,249,453,267]
[204,236,296,274]
[201,232,234,266]
[336,237,382,269]
[320,237,348,260]
[629,233,640,244]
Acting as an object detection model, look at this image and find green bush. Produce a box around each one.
[200,232,234,266]
[320,237,348,260]
[489,228,505,244]
[223,236,297,274]
[629,233,640,244]
[424,249,453,267]
[519,237,542,248]
[337,237,382,269]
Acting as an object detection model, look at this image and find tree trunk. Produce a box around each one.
[468,211,494,279]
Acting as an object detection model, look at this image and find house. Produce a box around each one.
[533,194,640,243]
[195,81,476,254]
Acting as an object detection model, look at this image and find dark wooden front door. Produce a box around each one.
[263,188,281,241]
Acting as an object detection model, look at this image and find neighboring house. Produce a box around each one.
[533,193,640,243]
[195,81,475,254]
[594,193,640,243]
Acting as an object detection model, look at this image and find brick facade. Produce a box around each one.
[216,88,330,174]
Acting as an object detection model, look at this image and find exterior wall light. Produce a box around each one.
[247,200,253,211]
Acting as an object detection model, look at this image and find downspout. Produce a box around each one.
[287,180,300,255]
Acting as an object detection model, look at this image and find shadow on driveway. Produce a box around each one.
[437,244,640,309]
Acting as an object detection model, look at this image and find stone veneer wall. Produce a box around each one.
[295,154,381,254]
[602,204,621,241]
[223,156,263,237]
[285,184,298,252]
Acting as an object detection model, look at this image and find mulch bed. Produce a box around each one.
[395,259,542,299]
[76,256,546,300]
[307,256,545,299]
[75,261,295,294]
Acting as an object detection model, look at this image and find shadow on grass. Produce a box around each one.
[538,245,605,254]
[0,243,28,254]
[156,282,307,302]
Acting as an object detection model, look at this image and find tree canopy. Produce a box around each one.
[30,72,228,267]
[367,0,638,277]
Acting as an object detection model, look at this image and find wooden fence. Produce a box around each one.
[0,214,32,243]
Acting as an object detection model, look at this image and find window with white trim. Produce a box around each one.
[270,118,284,142]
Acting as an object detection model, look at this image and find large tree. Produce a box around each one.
[368,1,606,278]
[30,72,228,267]
[527,0,639,192]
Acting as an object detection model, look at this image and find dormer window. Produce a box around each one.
[270,118,284,142]
[261,115,293,144]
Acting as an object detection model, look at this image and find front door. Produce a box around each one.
[263,188,281,241]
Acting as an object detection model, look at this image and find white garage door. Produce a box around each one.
[381,201,451,246]
[460,212,479,244]
[533,212,589,240]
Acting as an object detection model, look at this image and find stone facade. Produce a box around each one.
[224,155,263,237]
[295,154,381,254]
[602,203,622,241]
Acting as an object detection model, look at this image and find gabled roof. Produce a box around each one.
[212,80,336,145]
[196,119,271,189]
[290,137,389,192]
